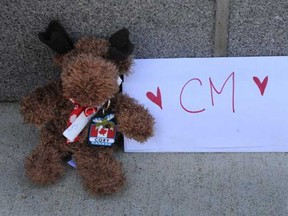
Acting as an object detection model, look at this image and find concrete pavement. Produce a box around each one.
[1,103,288,215]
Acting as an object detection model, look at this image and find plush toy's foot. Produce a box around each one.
[83,157,125,195]
[25,145,64,185]
[74,147,125,195]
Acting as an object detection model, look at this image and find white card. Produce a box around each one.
[63,111,96,141]
[123,57,288,152]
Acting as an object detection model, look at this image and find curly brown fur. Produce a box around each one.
[20,80,63,127]
[75,38,109,57]
[115,94,155,142]
[54,38,109,66]
[113,55,133,75]
[54,38,133,76]
[73,144,125,195]
[21,26,155,196]
[24,115,74,184]
[25,144,64,185]
[25,128,67,184]
[61,54,119,107]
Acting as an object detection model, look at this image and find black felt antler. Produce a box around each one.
[108,28,134,61]
[38,20,74,54]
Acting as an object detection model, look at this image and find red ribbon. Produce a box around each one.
[66,98,97,143]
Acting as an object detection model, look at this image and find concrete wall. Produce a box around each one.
[228,0,288,56]
[1,0,288,101]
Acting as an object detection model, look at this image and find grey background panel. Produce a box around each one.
[228,0,288,56]
[1,103,288,216]
[0,0,215,101]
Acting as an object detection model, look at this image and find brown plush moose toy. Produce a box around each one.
[20,20,154,195]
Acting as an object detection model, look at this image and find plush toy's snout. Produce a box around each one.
[61,54,119,107]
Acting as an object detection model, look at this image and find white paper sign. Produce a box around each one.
[123,57,288,152]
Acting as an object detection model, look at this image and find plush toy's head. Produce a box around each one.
[38,21,134,107]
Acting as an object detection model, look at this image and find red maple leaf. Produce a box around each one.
[99,128,107,135]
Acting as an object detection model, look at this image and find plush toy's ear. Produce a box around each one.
[38,20,74,54]
[108,28,134,61]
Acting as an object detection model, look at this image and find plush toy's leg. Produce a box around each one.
[25,124,68,185]
[73,145,125,195]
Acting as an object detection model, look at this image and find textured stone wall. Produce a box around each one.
[1,0,288,101]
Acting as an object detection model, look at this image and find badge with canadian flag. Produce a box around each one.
[88,113,117,146]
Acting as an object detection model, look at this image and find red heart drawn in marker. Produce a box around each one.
[253,76,268,96]
[146,87,162,109]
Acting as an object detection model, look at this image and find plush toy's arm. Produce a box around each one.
[20,80,62,127]
[115,94,155,143]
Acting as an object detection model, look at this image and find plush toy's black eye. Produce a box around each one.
[108,28,134,61]
[38,20,74,54]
